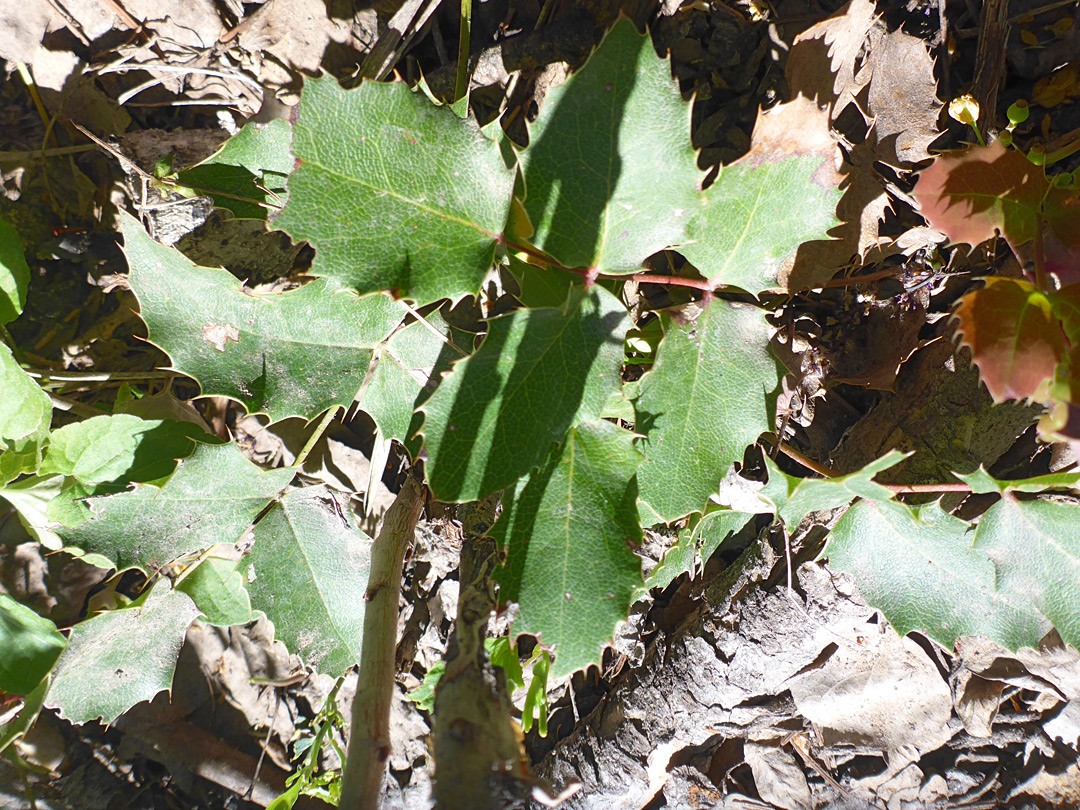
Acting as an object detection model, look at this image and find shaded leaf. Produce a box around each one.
[645,509,753,591]
[680,97,843,294]
[518,18,699,272]
[247,487,372,676]
[0,216,29,325]
[420,286,629,502]
[493,420,642,680]
[276,76,515,304]
[123,213,405,422]
[0,593,66,695]
[825,499,1045,649]
[47,583,198,724]
[60,442,292,572]
[636,302,780,522]
[953,277,1064,403]
[0,343,51,484]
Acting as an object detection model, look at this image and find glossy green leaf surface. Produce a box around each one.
[60,442,292,572]
[518,19,699,273]
[123,213,405,422]
[40,414,207,485]
[636,302,780,521]
[177,119,292,220]
[825,499,1045,649]
[276,76,515,304]
[0,593,66,695]
[248,487,372,676]
[493,420,643,680]
[0,216,29,324]
[421,286,629,502]
[0,343,51,484]
[47,583,198,724]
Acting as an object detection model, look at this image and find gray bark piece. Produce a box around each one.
[535,542,872,809]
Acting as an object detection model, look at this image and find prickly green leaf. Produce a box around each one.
[681,97,843,295]
[47,583,198,724]
[518,18,699,273]
[59,442,292,572]
[974,496,1080,649]
[958,466,1080,494]
[824,499,1045,649]
[276,76,515,304]
[40,414,208,485]
[123,213,405,422]
[493,420,643,680]
[645,509,754,591]
[0,343,51,484]
[0,593,66,695]
[176,551,253,626]
[759,450,907,528]
[247,487,371,676]
[177,119,292,220]
[0,217,29,324]
[636,302,780,522]
[421,286,629,502]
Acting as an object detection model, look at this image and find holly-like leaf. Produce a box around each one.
[176,551,253,626]
[517,18,700,273]
[59,442,292,572]
[636,302,780,522]
[958,466,1080,494]
[912,140,1062,250]
[0,343,51,484]
[47,583,198,724]
[247,487,371,676]
[420,286,629,502]
[492,420,643,680]
[123,213,406,422]
[953,277,1064,403]
[40,414,208,485]
[0,593,66,695]
[974,495,1080,649]
[176,119,292,220]
[276,76,515,304]
[646,509,754,590]
[824,498,1045,649]
[680,97,844,294]
[0,216,29,325]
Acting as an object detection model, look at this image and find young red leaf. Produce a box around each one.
[913,140,1048,249]
[953,277,1065,403]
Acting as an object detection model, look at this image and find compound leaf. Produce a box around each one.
[493,420,643,680]
[123,213,405,422]
[518,18,700,272]
[420,286,629,502]
[247,487,371,676]
[276,76,515,304]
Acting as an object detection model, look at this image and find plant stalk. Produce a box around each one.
[338,469,426,810]
[454,0,472,104]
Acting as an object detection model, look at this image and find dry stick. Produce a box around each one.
[339,470,426,810]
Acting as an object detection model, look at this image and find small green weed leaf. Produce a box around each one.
[176,551,253,626]
[0,475,64,549]
[0,593,66,695]
[248,487,371,676]
[0,217,30,324]
[681,97,843,294]
[760,450,907,528]
[47,583,198,724]
[357,309,470,455]
[953,277,1064,403]
[958,466,1080,494]
[176,119,292,219]
[276,76,515,304]
[493,420,642,680]
[40,414,208,485]
[646,509,753,591]
[60,442,292,572]
[518,18,700,272]
[974,496,1080,649]
[0,343,51,484]
[123,213,405,422]
[421,286,629,502]
[825,499,1044,648]
[636,302,780,522]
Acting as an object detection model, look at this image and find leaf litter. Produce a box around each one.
[2,0,1080,808]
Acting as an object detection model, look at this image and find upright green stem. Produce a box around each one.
[293,406,341,470]
[454,0,472,104]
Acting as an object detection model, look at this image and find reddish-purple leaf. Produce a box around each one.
[953,277,1065,403]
